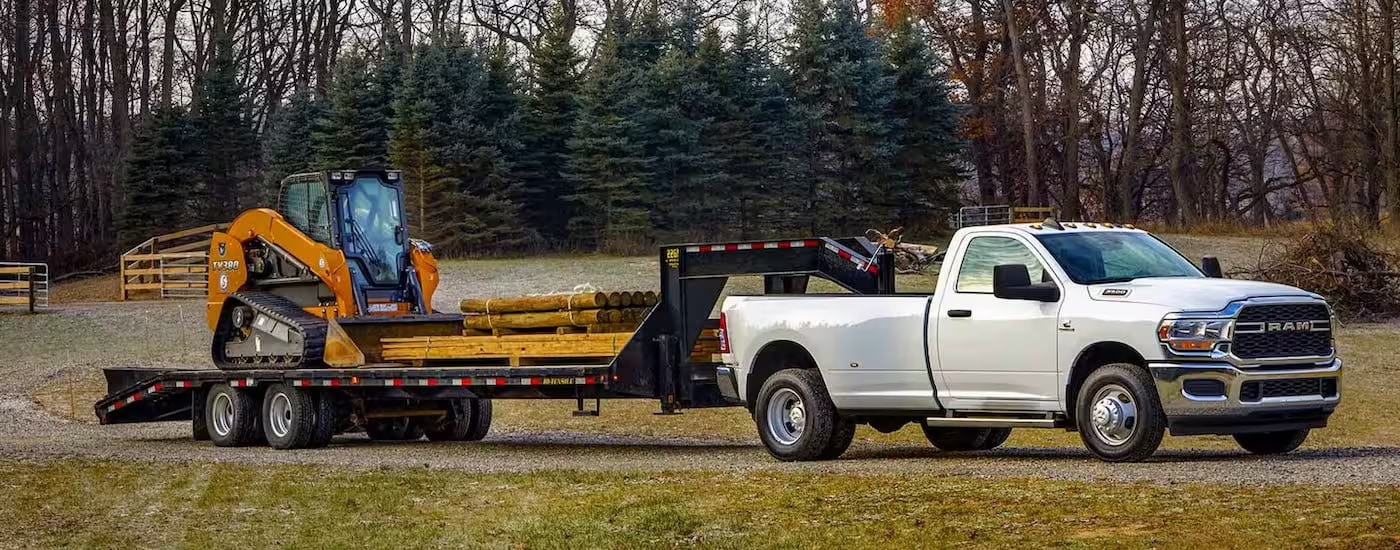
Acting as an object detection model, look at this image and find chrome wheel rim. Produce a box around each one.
[765,388,806,446]
[268,392,292,438]
[212,393,234,437]
[1090,383,1138,447]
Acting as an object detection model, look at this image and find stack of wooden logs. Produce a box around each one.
[459,291,658,335]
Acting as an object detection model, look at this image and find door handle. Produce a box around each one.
[947,309,972,318]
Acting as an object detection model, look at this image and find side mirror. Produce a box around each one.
[993,264,1061,302]
[1201,256,1223,278]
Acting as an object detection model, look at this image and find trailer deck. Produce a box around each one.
[94,235,897,444]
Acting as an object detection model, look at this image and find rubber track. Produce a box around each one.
[214,291,328,370]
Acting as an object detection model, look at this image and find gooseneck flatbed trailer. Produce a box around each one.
[96,236,895,447]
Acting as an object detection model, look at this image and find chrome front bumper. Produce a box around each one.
[1148,359,1341,435]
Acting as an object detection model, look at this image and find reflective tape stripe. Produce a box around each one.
[685,239,821,253]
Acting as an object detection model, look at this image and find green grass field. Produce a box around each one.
[2,460,1399,549]
[9,232,1399,548]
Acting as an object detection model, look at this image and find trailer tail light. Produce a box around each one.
[718,313,731,354]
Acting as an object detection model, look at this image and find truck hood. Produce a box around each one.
[1087,277,1321,312]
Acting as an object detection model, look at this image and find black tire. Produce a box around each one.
[819,418,857,460]
[307,393,338,448]
[205,384,261,447]
[754,368,848,461]
[261,383,317,449]
[1234,429,1309,455]
[424,399,493,442]
[464,399,492,441]
[366,417,423,441]
[977,428,1013,450]
[191,389,210,441]
[424,401,472,442]
[922,427,993,451]
[1075,363,1166,462]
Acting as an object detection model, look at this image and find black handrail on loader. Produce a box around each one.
[609,236,895,412]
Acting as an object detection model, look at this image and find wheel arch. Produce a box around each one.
[745,340,820,407]
[1065,341,1147,422]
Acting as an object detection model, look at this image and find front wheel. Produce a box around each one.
[1075,363,1166,462]
[754,369,853,461]
[1234,429,1309,455]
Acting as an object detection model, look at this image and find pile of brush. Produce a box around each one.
[1235,226,1400,320]
[459,291,658,335]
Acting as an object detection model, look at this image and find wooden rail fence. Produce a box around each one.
[120,224,227,300]
[0,262,49,312]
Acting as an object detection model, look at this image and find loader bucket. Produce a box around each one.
[336,313,465,364]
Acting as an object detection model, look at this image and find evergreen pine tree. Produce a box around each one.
[650,25,726,239]
[390,44,453,241]
[785,0,898,234]
[390,38,528,255]
[192,33,257,224]
[119,107,200,247]
[262,89,324,205]
[566,22,653,251]
[722,9,801,238]
[884,17,964,231]
[316,54,392,170]
[515,7,583,245]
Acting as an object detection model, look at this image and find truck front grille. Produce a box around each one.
[1239,377,1338,402]
[1232,303,1333,359]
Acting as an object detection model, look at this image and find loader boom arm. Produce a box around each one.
[206,207,358,330]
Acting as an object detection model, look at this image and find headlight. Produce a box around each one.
[1157,319,1233,352]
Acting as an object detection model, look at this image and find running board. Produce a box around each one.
[923,416,1060,428]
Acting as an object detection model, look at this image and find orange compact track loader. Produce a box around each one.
[206,169,463,370]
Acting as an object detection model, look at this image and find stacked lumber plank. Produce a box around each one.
[460,291,657,334]
[691,328,722,364]
[382,333,634,365]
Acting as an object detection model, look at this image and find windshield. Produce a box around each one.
[341,177,404,286]
[1035,231,1203,285]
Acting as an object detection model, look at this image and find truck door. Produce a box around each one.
[934,234,1062,411]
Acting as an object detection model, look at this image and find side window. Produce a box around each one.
[279,182,310,231]
[955,236,1046,293]
[278,180,333,245]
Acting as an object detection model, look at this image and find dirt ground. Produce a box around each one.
[3,234,1397,487]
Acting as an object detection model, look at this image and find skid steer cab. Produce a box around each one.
[205,169,461,370]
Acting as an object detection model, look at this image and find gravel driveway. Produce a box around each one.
[4,272,1399,486]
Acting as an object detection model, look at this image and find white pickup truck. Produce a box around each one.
[715,221,1341,462]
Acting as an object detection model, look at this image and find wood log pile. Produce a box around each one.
[460,291,658,334]
[1232,226,1400,320]
[868,227,941,274]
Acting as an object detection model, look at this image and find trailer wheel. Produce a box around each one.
[206,384,261,447]
[1234,429,1309,455]
[1075,363,1166,462]
[424,399,493,442]
[262,383,317,449]
[191,389,210,441]
[307,393,338,448]
[755,368,847,461]
[465,399,493,441]
[921,427,993,451]
[366,418,424,441]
